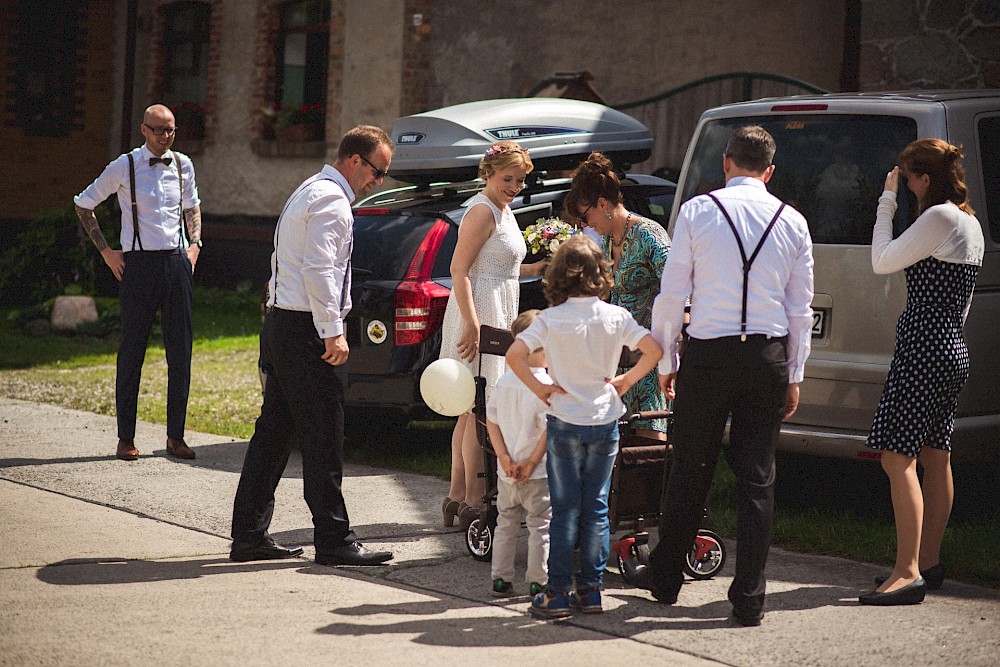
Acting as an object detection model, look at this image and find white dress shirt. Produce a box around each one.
[651,177,814,383]
[74,145,200,251]
[268,164,355,339]
[517,296,651,426]
[486,367,552,481]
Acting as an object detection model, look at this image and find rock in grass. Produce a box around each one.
[50,295,98,333]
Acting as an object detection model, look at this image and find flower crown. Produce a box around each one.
[485,143,529,158]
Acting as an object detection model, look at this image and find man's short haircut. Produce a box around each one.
[510,309,541,337]
[337,124,393,160]
[725,126,776,174]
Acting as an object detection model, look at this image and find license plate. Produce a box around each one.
[811,309,827,337]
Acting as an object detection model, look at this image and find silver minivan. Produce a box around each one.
[670,90,1000,463]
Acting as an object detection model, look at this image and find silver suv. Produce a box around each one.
[672,90,1000,464]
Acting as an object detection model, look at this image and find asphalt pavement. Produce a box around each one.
[1,396,998,666]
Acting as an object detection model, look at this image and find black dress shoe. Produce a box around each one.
[731,607,764,627]
[230,537,304,562]
[315,541,393,566]
[875,563,944,590]
[623,562,678,604]
[859,576,927,606]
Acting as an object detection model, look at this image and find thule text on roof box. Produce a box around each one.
[389,98,653,185]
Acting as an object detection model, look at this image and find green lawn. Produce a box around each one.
[1,287,996,587]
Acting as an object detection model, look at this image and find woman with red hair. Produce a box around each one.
[861,139,984,605]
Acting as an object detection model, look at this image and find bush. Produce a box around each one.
[0,206,116,306]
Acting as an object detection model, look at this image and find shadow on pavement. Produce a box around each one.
[0,441,401,479]
[36,556,305,585]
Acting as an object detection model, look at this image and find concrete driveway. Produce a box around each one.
[1,397,997,666]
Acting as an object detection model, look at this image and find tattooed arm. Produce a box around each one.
[184,205,202,272]
[75,204,125,281]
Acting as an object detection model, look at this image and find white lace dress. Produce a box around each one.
[440,193,526,405]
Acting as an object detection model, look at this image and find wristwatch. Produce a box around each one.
[193,239,203,248]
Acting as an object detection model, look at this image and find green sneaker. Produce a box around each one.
[492,578,514,598]
[529,582,544,596]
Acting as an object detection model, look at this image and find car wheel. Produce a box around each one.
[343,408,409,445]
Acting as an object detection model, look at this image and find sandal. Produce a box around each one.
[441,497,461,528]
[457,501,483,529]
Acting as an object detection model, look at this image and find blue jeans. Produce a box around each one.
[544,415,620,592]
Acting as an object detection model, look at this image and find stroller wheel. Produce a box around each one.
[634,542,651,566]
[465,514,496,562]
[684,529,726,580]
[611,537,633,583]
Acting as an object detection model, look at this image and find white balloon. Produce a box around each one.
[420,358,476,417]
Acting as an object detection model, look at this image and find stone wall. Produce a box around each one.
[860,0,1000,89]
[426,0,848,108]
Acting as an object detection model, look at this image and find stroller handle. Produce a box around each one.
[623,410,672,425]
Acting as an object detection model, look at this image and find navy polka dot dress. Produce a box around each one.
[867,257,979,457]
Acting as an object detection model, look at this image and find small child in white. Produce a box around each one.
[486,309,552,598]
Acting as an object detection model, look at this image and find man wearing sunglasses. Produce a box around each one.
[230,125,396,567]
[74,103,202,463]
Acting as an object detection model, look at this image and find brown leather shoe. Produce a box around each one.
[166,436,196,460]
[116,439,139,461]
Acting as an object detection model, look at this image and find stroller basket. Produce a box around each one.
[609,410,672,533]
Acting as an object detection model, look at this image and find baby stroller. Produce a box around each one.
[609,411,727,581]
[463,324,512,561]
[462,325,727,584]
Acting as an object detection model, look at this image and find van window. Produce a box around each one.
[681,115,918,244]
[979,115,1000,243]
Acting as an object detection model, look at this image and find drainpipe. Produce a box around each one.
[121,0,138,153]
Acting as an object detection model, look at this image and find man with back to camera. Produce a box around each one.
[634,126,814,626]
[229,125,396,566]
[74,103,202,462]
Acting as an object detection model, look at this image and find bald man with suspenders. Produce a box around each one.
[75,103,202,462]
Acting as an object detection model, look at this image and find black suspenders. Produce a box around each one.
[126,151,188,251]
[706,193,786,342]
[270,174,352,311]
[126,153,143,251]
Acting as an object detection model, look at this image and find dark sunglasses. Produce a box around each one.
[578,201,594,224]
[359,154,388,180]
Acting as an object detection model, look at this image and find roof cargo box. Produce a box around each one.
[389,98,653,184]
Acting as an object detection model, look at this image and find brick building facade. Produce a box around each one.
[2,0,996,286]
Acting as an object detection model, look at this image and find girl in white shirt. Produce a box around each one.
[507,234,662,618]
[861,139,984,606]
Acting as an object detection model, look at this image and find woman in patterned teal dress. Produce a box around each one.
[565,153,671,439]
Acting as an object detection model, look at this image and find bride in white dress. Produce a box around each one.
[439,141,548,528]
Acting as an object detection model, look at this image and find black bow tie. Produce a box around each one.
[149,157,172,167]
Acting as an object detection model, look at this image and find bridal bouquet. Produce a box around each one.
[523,216,577,257]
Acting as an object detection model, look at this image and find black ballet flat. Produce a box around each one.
[859,576,927,606]
[874,563,944,590]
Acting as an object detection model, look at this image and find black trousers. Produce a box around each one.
[231,308,356,551]
[649,334,788,615]
[116,249,193,441]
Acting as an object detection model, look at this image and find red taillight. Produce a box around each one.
[394,219,451,346]
[355,207,391,215]
[769,104,829,112]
